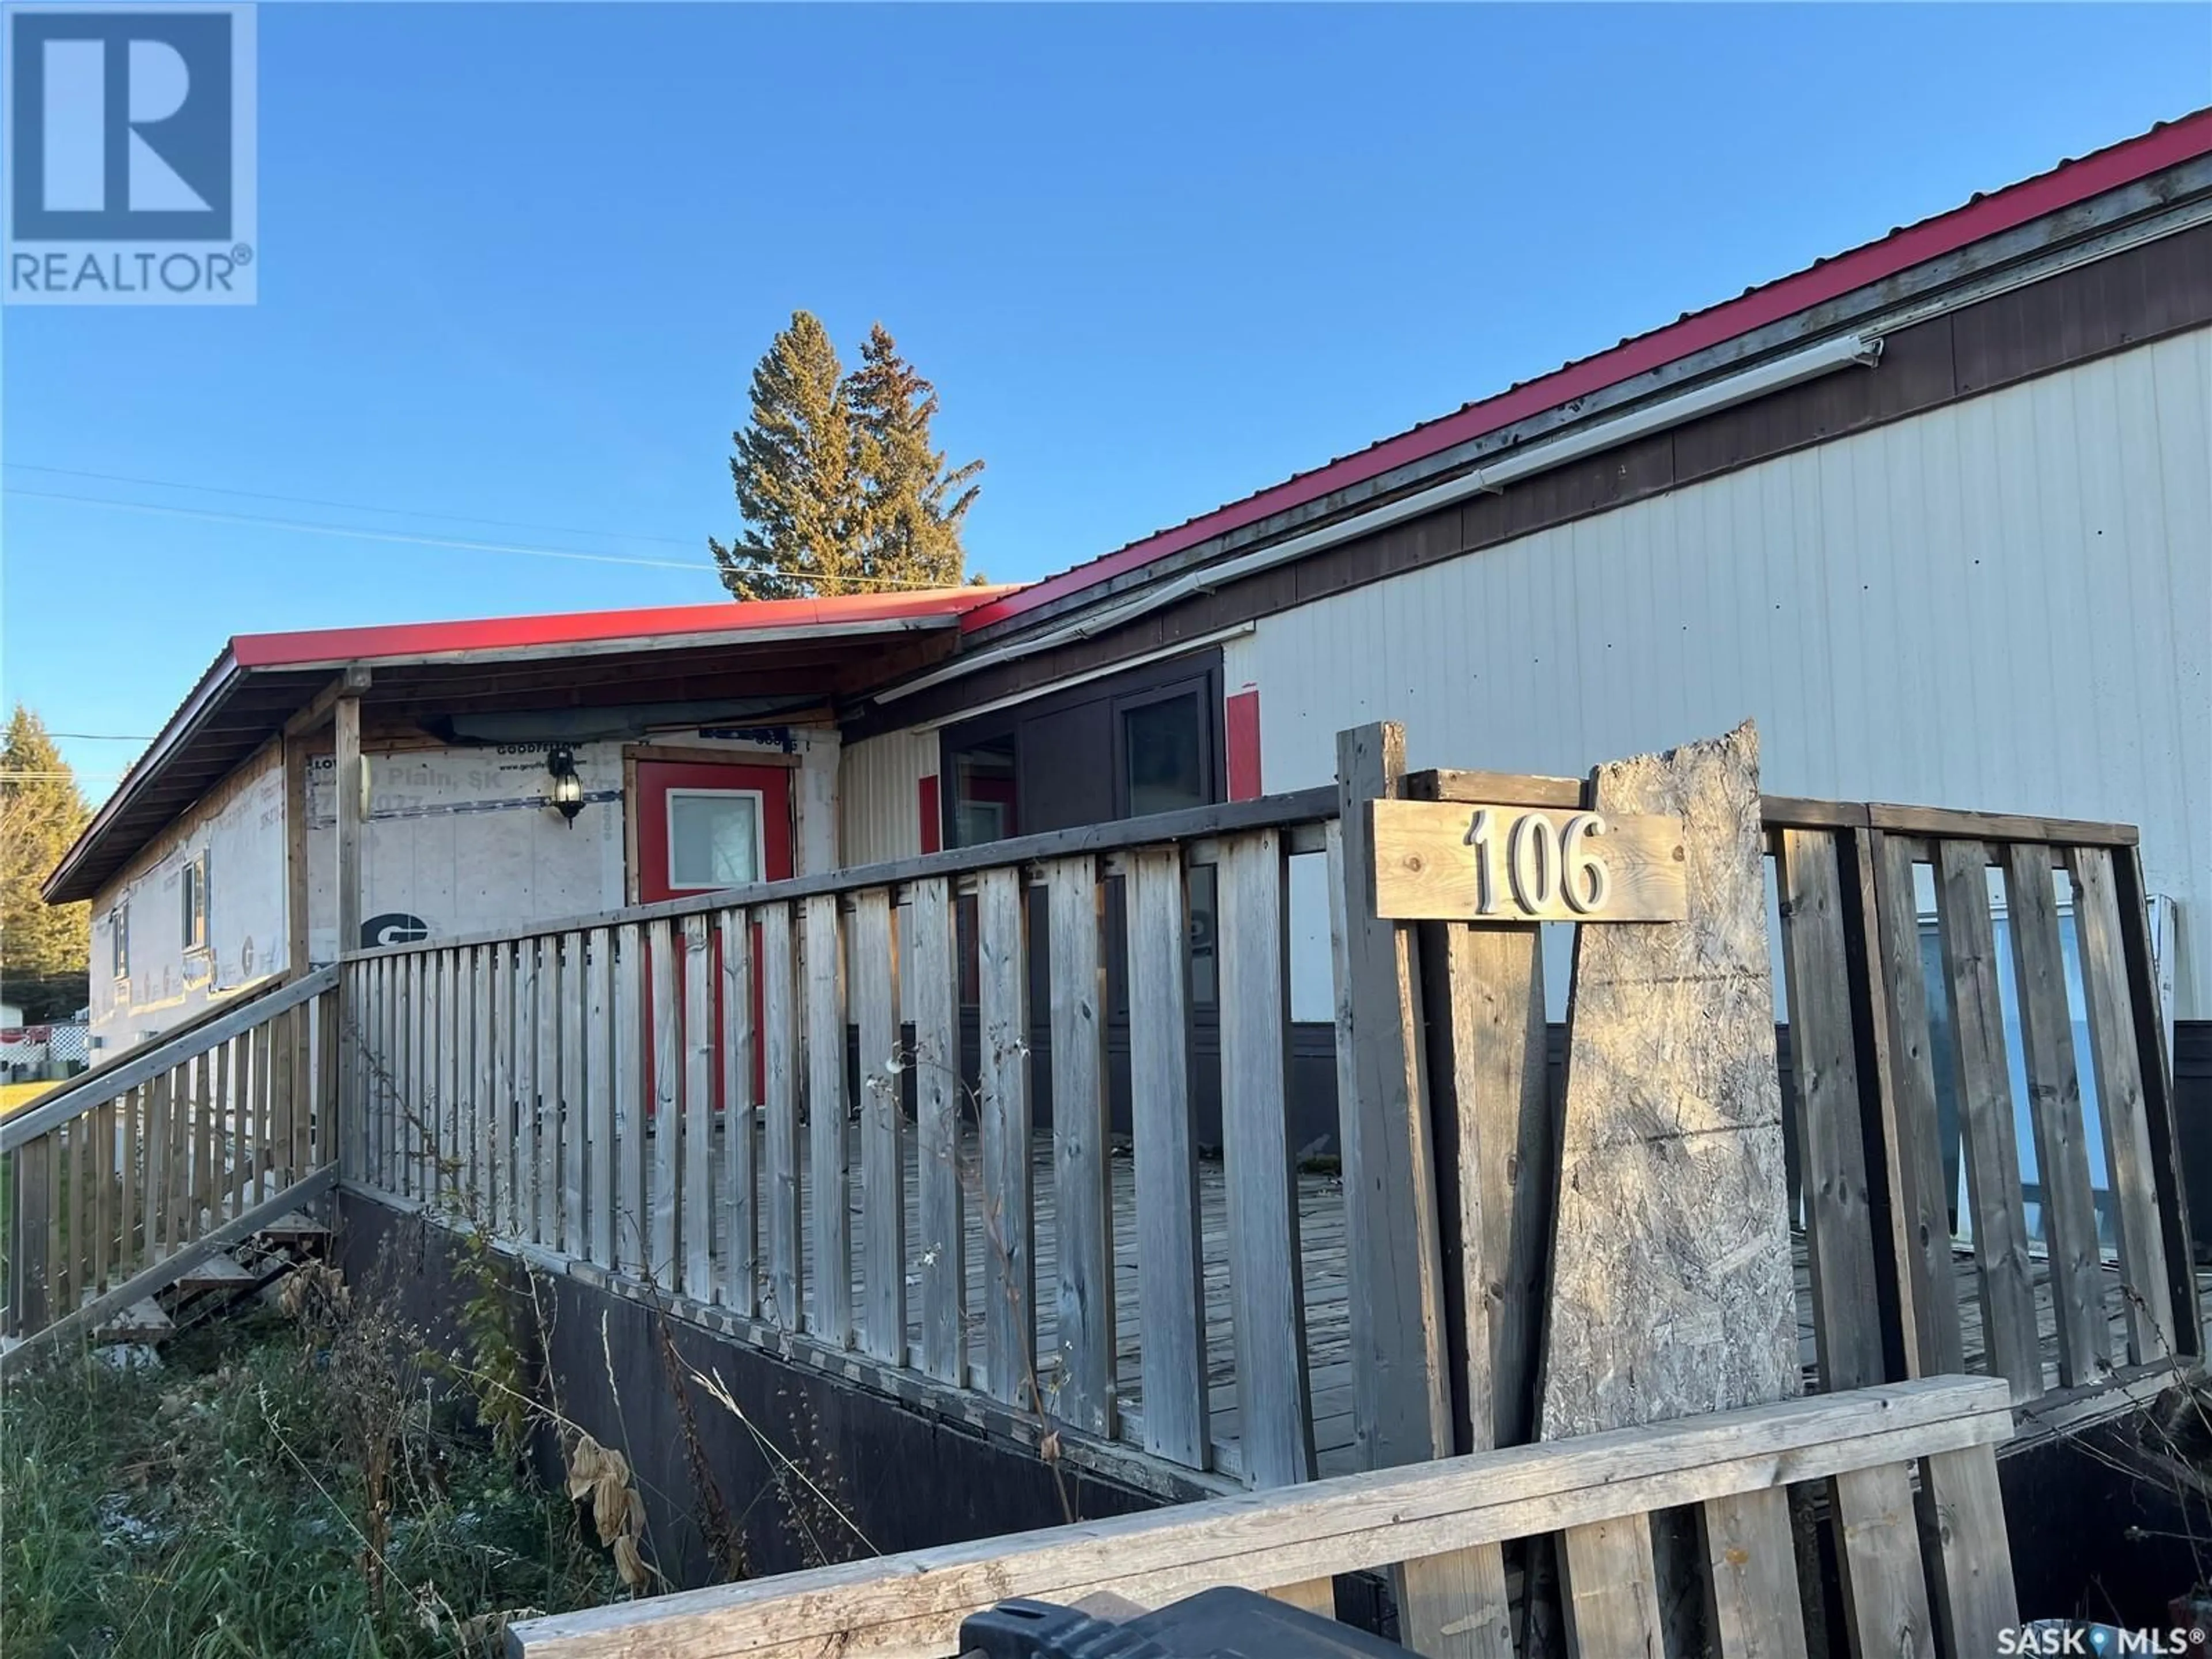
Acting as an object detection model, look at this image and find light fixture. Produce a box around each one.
[546,746,584,825]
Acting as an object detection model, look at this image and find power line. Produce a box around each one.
[4,460,703,548]
[6,488,711,572]
[49,732,152,741]
[6,487,978,590]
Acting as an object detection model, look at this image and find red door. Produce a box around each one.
[630,758,793,1113]
[632,757,794,902]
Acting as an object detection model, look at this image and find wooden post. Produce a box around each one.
[855,888,907,1365]
[1217,830,1313,1487]
[1999,842,2111,1385]
[802,895,851,1346]
[1869,832,1967,1378]
[14,1137,49,1334]
[1046,858,1112,1435]
[333,691,365,961]
[1775,828,1885,1393]
[1125,849,1206,1468]
[1933,841,2041,1402]
[2073,847,2182,1365]
[1330,722,1452,1471]
[283,663,368,975]
[2112,845,2203,1360]
[285,736,310,976]
[1335,729,1503,1659]
[909,878,966,1387]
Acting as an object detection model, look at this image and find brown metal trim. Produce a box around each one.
[851,223,2212,740]
[618,742,803,771]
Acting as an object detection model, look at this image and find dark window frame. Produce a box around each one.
[1109,672,1218,822]
[180,850,210,953]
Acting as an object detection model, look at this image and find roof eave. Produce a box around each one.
[44,643,247,906]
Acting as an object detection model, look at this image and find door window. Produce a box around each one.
[948,735,1017,850]
[665,789,763,891]
[1121,690,1209,817]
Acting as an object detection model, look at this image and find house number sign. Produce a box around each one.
[1369,800,1689,923]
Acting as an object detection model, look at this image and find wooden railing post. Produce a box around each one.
[12,1138,48,1335]
[2113,844,2203,1360]
[1774,827,1885,1393]
[1331,721,1452,1471]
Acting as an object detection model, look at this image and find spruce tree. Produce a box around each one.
[847,324,986,589]
[712,315,985,599]
[0,706,92,1012]
[711,310,862,600]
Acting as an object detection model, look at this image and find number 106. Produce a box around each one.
[1463,809,1612,916]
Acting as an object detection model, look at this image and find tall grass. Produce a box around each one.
[0,1305,618,1658]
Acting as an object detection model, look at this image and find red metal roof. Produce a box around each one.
[232,586,1012,668]
[962,109,2212,634]
[43,585,1018,903]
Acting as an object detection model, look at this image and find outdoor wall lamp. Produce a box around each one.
[546,747,585,825]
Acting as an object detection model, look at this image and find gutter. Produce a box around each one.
[875,331,1883,707]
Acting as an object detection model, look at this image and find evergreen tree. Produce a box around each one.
[846,324,986,589]
[711,314,985,599]
[711,310,862,601]
[0,706,92,997]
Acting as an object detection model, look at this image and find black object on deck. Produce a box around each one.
[958,1588,1402,1659]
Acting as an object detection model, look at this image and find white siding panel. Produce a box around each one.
[840,728,935,866]
[1249,329,2212,1018]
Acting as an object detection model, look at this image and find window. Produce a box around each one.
[948,735,1017,850]
[1119,687,1210,817]
[665,789,763,890]
[180,852,209,952]
[111,903,130,980]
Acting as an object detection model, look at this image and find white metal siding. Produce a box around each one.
[1247,329,2212,1017]
[840,728,935,866]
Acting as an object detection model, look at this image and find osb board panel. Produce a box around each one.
[1540,722,1800,1437]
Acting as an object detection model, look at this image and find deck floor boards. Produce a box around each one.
[713,1119,2130,1482]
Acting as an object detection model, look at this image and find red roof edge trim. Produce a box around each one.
[961,110,2212,635]
[230,587,1015,670]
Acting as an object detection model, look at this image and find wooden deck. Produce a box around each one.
[765,1123,2127,1483]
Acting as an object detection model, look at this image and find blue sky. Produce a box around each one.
[4,3,2207,800]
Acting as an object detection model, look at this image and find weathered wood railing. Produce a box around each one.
[1770,799,2199,1402]
[343,787,1342,1486]
[1,964,340,1356]
[505,1373,2018,1659]
[342,744,2198,1490]
[1400,764,2199,1421]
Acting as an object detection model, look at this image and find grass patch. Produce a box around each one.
[1,1296,620,1657]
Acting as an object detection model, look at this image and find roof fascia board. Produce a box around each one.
[257,611,962,674]
[964,148,2212,646]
